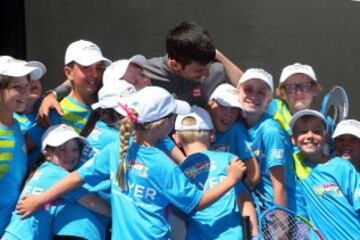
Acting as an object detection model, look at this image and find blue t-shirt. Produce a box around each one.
[247,114,306,216]
[77,140,203,239]
[27,95,92,148]
[300,157,360,239]
[0,120,27,235]
[180,150,247,240]
[2,162,92,240]
[211,122,254,161]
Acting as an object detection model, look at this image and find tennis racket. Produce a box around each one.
[252,192,324,240]
[320,86,349,134]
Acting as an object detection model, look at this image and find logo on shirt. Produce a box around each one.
[210,144,230,153]
[270,149,284,159]
[192,87,202,98]
[128,160,149,178]
[313,183,344,197]
[354,188,360,201]
[183,160,212,179]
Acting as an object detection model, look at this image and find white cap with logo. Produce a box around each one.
[289,109,327,131]
[238,68,274,93]
[128,86,191,124]
[0,55,46,80]
[280,63,317,84]
[65,40,111,67]
[41,124,88,152]
[92,80,137,116]
[332,119,360,140]
[102,55,146,85]
[175,106,214,131]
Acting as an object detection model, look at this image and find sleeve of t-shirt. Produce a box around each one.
[155,136,175,153]
[162,165,203,214]
[338,160,360,212]
[77,142,116,186]
[234,123,254,160]
[262,125,288,169]
[26,110,61,147]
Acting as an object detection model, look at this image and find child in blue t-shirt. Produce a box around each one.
[237,68,306,217]
[289,110,360,239]
[15,86,246,239]
[4,124,110,240]
[0,56,46,235]
[206,83,260,190]
[332,119,360,172]
[173,106,256,239]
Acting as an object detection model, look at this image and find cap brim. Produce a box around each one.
[76,56,112,67]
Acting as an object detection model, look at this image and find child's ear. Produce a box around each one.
[172,132,182,147]
[43,151,52,161]
[64,66,74,81]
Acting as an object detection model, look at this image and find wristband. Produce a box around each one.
[43,90,57,99]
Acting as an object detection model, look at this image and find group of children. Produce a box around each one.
[1,34,360,239]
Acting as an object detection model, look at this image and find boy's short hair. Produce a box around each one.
[289,109,327,132]
[332,119,360,140]
[166,21,215,66]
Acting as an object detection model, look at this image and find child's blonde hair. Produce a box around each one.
[176,116,211,144]
[116,109,169,191]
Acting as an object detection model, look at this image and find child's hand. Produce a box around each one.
[16,195,42,219]
[227,157,247,182]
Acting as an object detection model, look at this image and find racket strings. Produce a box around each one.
[324,87,348,124]
[261,209,310,240]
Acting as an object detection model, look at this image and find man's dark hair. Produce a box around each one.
[166,21,216,66]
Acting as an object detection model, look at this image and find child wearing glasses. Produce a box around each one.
[267,63,322,136]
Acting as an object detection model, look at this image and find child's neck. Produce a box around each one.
[304,151,330,164]
[70,90,96,106]
[182,142,209,156]
[245,112,264,128]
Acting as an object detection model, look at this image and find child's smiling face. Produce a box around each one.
[292,116,327,156]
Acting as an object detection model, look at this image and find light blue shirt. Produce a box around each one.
[180,150,247,240]
[300,157,360,239]
[212,122,254,161]
[78,140,203,239]
[3,162,91,240]
[0,120,27,235]
[247,114,306,216]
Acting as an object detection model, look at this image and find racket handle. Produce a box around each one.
[242,216,251,240]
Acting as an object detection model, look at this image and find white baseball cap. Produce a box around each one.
[238,68,274,93]
[128,86,191,124]
[175,106,214,131]
[92,80,137,116]
[332,119,360,140]
[0,55,46,80]
[41,124,88,152]
[209,83,242,108]
[289,109,327,132]
[279,63,317,84]
[65,40,111,67]
[102,55,146,85]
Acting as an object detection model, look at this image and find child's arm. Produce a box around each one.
[269,166,287,207]
[243,157,260,190]
[16,171,84,218]
[237,192,258,238]
[196,157,246,210]
[78,193,111,217]
[167,145,186,165]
